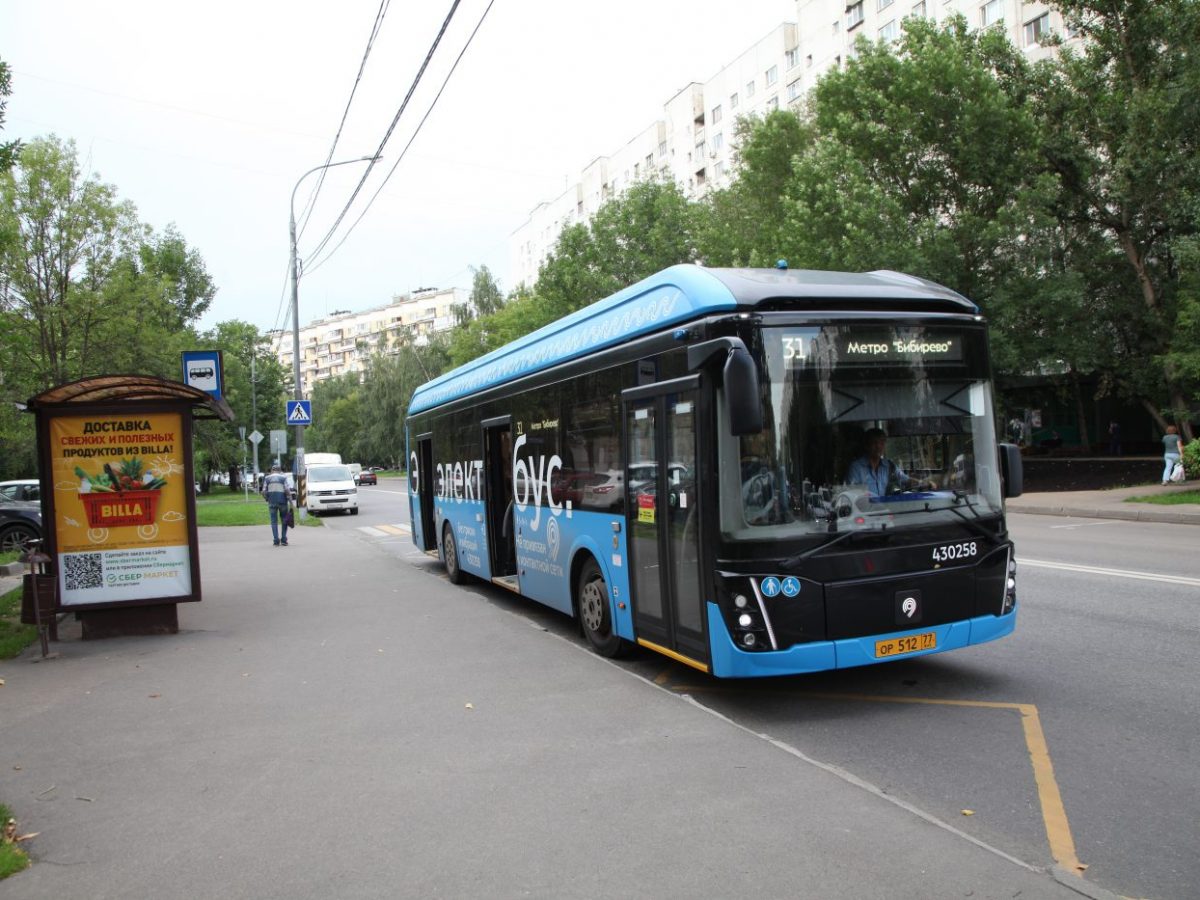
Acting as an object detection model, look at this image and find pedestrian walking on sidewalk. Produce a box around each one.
[1108,420,1122,455]
[1161,425,1184,484]
[263,463,291,545]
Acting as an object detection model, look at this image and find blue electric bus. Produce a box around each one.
[405,265,1022,677]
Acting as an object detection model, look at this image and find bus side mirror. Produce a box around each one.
[687,337,763,435]
[999,442,1023,498]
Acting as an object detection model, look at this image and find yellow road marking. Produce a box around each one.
[670,686,1083,874]
[653,669,673,686]
[635,639,709,673]
[376,524,406,535]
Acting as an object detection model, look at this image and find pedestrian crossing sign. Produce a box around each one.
[286,400,312,425]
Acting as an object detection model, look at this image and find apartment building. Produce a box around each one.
[510,0,1075,287]
[271,287,465,398]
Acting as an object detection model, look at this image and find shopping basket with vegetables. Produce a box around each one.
[75,459,166,528]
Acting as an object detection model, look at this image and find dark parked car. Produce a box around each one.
[0,479,40,503]
[358,470,377,485]
[0,495,43,554]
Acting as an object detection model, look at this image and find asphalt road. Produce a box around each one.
[330,478,1199,900]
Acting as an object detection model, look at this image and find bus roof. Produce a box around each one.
[407,265,976,415]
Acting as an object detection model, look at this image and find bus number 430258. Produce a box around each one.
[932,541,978,563]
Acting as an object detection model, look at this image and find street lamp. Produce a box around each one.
[288,155,379,472]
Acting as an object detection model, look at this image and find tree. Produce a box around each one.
[698,110,812,266]
[1030,0,1200,438]
[536,178,702,320]
[0,58,18,174]
[139,224,216,328]
[779,16,1041,301]
[192,321,289,486]
[0,136,139,388]
[358,337,451,467]
[305,372,363,463]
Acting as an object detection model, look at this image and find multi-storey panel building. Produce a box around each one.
[272,287,465,398]
[510,0,1075,287]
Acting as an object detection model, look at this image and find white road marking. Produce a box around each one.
[1049,521,1119,530]
[1021,558,1200,587]
[357,523,411,538]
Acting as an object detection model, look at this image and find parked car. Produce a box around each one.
[358,470,377,485]
[0,495,43,554]
[0,479,40,504]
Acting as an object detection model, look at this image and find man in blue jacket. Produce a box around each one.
[262,463,291,546]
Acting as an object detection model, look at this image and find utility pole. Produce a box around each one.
[251,352,259,483]
[289,155,380,479]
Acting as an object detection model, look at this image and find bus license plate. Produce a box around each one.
[875,632,937,658]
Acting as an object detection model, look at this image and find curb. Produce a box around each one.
[0,561,26,576]
[1051,866,1124,900]
[1009,505,1200,526]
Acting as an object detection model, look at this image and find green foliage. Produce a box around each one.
[698,111,812,266]
[536,179,701,320]
[1183,438,1200,479]
[355,337,451,465]
[0,135,228,479]
[0,58,17,174]
[0,585,37,662]
[193,321,289,484]
[305,371,362,462]
[1028,0,1200,434]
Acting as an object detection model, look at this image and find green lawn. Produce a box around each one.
[1125,489,1200,505]
[195,487,322,528]
[0,584,36,660]
[0,801,31,879]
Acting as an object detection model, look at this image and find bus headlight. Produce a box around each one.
[1001,556,1017,614]
[718,576,777,652]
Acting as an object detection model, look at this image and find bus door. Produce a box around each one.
[623,376,707,667]
[483,418,517,584]
[412,434,436,552]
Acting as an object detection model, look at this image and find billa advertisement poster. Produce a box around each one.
[49,412,192,606]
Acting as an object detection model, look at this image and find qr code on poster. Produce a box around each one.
[64,553,103,590]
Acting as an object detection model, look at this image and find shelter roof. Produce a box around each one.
[26,375,234,421]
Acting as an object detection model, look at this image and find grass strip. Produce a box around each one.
[0,802,31,879]
[196,488,322,528]
[0,584,36,661]
[1124,489,1200,506]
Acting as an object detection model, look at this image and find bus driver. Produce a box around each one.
[846,427,932,497]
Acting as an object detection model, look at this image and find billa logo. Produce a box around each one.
[81,491,160,528]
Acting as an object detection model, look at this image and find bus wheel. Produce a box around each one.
[442,522,466,584]
[576,558,626,657]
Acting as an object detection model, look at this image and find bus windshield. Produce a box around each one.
[718,324,1002,540]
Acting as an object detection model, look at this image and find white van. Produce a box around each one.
[305,462,358,516]
[303,452,342,466]
[347,463,363,484]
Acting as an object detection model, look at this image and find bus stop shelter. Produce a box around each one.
[25,375,233,640]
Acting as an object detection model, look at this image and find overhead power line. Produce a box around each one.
[296,0,393,240]
[305,0,497,276]
[302,0,465,266]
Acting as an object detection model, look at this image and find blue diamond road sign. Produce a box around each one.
[286,400,312,425]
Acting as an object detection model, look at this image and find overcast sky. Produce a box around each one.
[2,0,791,334]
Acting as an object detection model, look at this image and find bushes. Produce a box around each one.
[1183,439,1200,478]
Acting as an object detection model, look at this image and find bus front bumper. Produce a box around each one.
[706,601,1017,679]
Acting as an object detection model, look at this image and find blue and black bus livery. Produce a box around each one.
[406,265,1022,677]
